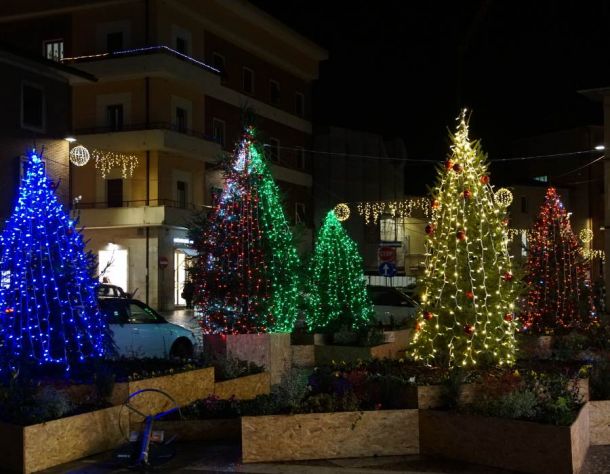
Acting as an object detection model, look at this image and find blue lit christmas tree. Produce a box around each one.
[0,150,107,371]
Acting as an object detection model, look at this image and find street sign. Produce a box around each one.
[378,262,397,277]
[378,246,396,263]
[159,256,169,269]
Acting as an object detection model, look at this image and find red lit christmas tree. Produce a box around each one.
[520,187,596,333]
[192,127,301,334]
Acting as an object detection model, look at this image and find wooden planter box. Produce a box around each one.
[203,333,291,385]
[292,344,315,368]
[241,409,419,463]
[214,372,271,400]
[314,332,410,365]
[419,406,590,474]
[0,405,126,473]
[134,418,240,442]
[111,366,215,416]
[588,400,610,445]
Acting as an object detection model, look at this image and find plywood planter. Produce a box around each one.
[405,383,479,409]
[241,409,419,463]
[112,366,215,415]
[292,344,315,368]
[588,400,610,445]
[419,405,590,474]
[0,405,126,473]
[134,418,240,442]
[203,333,291,385]
[214,372,271,400]
[314,337,409,365]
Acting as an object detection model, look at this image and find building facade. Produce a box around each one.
[0,0,327,310]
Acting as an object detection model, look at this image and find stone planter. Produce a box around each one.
[0,405,126,473]
[134,418,240,442]
[203,333,291,385]
[419,405,590,474]
[214,372,271,400]
[241,409,419,463]
[588,400,610,445]
[292,344,315,368]
[314,336,409,365]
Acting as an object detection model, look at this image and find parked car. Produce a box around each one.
[98,298,198,359]
[367,285,419,326]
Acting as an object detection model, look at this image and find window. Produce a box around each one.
[295,202,306,225]
[212,118,226,147]
[106,32,123,52]
[107,179,123,207]
[521,231,528,257]
[533,175,548,183]
[268,138,280,163]
[177,180,187,209]
[106,104,124,131]
[242,67,254,93]
[128,302,163,324]
[269,80,281,104]
[212,52,225,72]
[296,146,306,169]
[295,92,305,117]
[521,196,528,213]
[21,83,44,131]
[43,39,63,61]
[175,107,187,133]
[175,36,187,54]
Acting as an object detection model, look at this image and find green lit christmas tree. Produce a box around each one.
[306,210,374,332]
[410,110,518,368]
[192,126,301,334]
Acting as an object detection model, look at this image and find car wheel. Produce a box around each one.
[169,338,193,359]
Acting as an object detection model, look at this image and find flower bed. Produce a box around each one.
[419,406,589,474]
[242,409,419,462]
[0,405,126,473]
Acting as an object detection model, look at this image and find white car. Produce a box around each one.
[367,285,419,326]
[98,298,198,359]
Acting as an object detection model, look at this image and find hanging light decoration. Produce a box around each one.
[494,188,513,208]
[69,145,90,167]
[356,197,431,224]
[92,149,139,179]
[333,203,351,221]
[579,228,594,244]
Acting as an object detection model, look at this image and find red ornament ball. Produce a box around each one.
[456,230,466,241]
[464,324,475,336]
[425,224,435,235]
[445,160,453,170]
[453,163,463,173]
[503,272,513,282]
[423,310,433,321]
[465,291,474,300]
[463,189,472,199]
[480,175,490,185]
[504,313,514,322]
[502,218,509,226]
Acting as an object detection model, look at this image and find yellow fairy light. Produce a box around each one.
[579,228,594,244]
[92,149,139,179]
[333,203,351,221]
[494,188,513,208]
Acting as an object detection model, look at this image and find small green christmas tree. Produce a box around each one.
[306,210,374,332]
[410,110,518,368]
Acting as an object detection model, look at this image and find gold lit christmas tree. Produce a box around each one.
[410,110,518,367]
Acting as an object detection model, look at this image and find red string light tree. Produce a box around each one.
[192,126,301,335]
[410,110,519,368]
[520,187,596,333]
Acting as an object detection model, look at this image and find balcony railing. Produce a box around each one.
[74,121,221,144]
[76,199,201,211]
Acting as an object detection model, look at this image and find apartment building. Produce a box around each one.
[0,0,327,310]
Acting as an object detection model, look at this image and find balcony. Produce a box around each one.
[74,122,222,160]
[76,199,200,229]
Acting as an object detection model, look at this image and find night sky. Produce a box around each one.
[251,1,610,160]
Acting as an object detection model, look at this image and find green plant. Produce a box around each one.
[440,369,465,409]
[363,374,411,409]
[93,363,116,401]
[476,389,539,420]
[589,362,610,400]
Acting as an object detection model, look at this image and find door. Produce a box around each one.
[98,248,128,293]
[174,250,187,306]
[126,301,166,357]
[107,179,123,207]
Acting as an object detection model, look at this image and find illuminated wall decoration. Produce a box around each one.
[92,149,139,179]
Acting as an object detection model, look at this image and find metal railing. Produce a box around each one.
[76,199,200,210]
[74,121,220,144]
